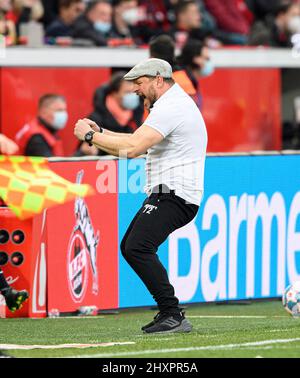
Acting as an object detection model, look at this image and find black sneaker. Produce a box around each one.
[143,312,192,334]
[2,288,29,312]
[141,311,167,331]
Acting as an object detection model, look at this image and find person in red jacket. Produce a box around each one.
[203,0,252,44]
[15,94,67,157]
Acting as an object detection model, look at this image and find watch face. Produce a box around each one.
[85,131,94,142]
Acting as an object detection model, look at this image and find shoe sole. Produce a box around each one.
[143,319,193,334]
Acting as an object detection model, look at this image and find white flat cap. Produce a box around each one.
[123,58,173,81]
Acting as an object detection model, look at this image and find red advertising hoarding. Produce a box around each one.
[46,160,118,313]
[0,209,47,318]
[200,68,281,152]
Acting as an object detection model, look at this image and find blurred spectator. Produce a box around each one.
[134,0,171,44]
[15,94,67,157]
[171,0,207,48]
[0,0,12,15]
[75,72,143,156]
[0,0,17,44]
[203,0,252,45]
[163,0,179,26]
[46,0,84,38]
[249,0,300,47]
[197,0,220,37]
[245,0,281,20]
[112,0,140,41]
[40,0,59,27]
[149,34,176,66]
[12,0,43,21]
[149,34,196,97]
[177,38,214,109]
[7,0,44,36]
[89,70,142,133]
[283,96,300,149]
[165,0,216,36]
[0,133,19,155]
[71,0,113,46]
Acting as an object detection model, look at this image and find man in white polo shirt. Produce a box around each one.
[74,58,208,334]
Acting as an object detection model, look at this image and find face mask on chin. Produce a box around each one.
[52,110,68,130]
[200,61,215,78]
[122,93,140,110]
[122,8,140,26]
[94,21,112,34]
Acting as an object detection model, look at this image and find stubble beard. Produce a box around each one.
[147,85,158,109]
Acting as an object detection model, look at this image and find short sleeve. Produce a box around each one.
[144,104,181,138]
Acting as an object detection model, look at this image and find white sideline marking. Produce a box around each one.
[189,315,289,319]
[73,338,300,358]
[0,342,135,350]
[188,315,268,319]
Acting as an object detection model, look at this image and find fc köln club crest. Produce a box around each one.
[67,170,99,303]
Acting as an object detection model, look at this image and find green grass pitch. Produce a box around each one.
[1,300,300,358]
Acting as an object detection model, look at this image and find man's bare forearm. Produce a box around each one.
[92,132,135,158]
[74,120,161,159]
[94,145,123,157]
[103,129,133,138]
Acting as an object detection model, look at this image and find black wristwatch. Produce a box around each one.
[84,131,96,146]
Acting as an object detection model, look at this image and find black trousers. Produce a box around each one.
[120,185,199,314]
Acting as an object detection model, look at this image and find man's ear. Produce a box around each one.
[157,76,164,88]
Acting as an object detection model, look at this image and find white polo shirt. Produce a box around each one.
[144,83,208,206]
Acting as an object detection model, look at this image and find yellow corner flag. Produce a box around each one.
[0,156,95,220]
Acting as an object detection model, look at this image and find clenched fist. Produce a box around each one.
[0,134,19,155]
[74,119,92,141]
